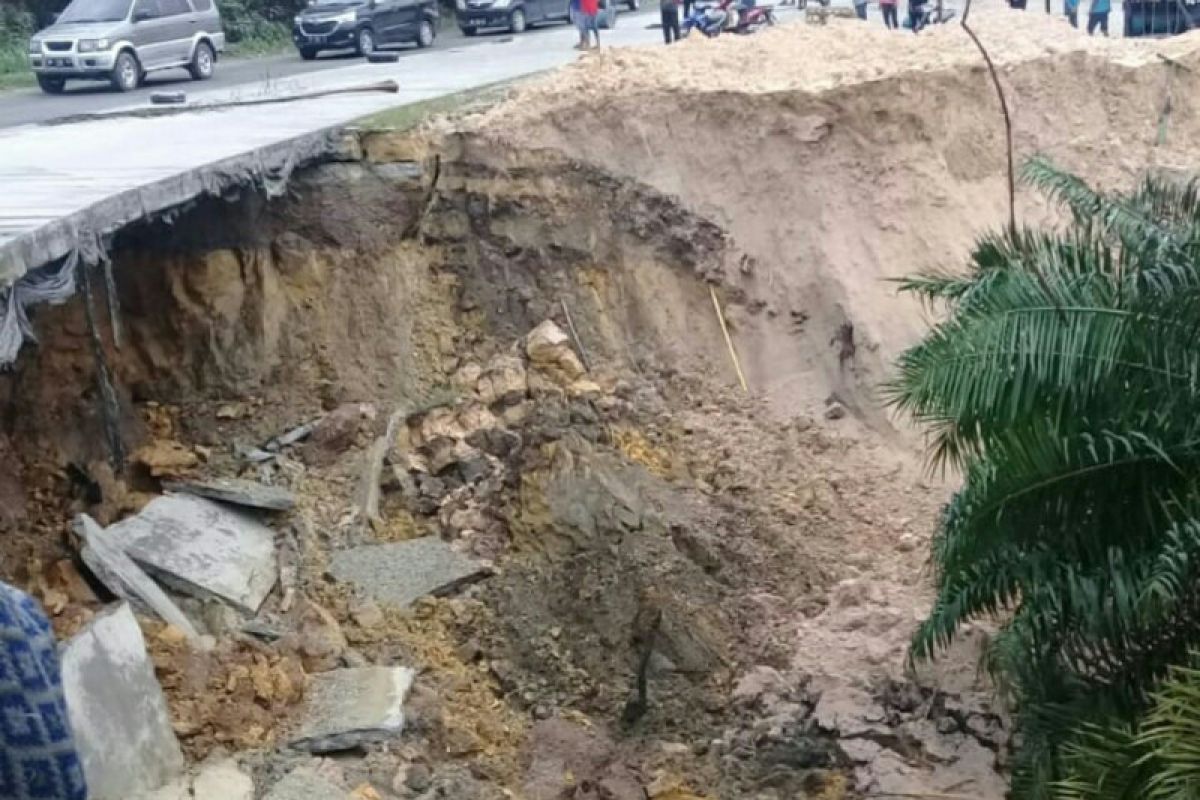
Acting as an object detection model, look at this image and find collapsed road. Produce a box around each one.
[0,10,667,347]
[2,8,1199,800]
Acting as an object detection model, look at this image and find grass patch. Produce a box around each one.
[0,70,35,91]
[358,79,517,131]
[0,9,34,92]
[225,23,294,57]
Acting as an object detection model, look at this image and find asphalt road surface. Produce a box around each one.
[0,20,577,130]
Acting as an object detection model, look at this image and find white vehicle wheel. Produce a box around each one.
[188,41,215,80]
[417,19,435,47]
[111,51,140,92]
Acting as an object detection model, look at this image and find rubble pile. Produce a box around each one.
[15,311,1009,798]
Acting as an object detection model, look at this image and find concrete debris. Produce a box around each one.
[263,418,321,452]
[61,603,186,800]
[162,477,297,511]
[106,493,279,614]
[329,536,489,608]
[191,758,254,800]
[289,666,416,753]
[75,514,203,642]
[265,767,352,800]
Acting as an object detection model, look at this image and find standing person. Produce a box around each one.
[1087,0,1109,33]
[907,0,923,30]
[1009,0,1026,9]
[1064,0,1079,25]
[580,0,601,48]
[853,0,869,19]
[0,582,87,800]
[571,0,587,48]
[880,0,898,27]
[683,0,694,21]
[661,0,681,42]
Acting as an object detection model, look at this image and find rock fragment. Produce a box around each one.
[525,320,586,385]
[475,355,528,406]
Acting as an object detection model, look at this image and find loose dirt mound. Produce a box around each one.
[470,13,1200,427]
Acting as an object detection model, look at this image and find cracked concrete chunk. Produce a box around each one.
[329,536,488,608]
[290,666,416,753]
[162,477,297,511]
[107,494,278,614]
[265,767,352,800]
[61,603,185,800]
[75,514,203,642]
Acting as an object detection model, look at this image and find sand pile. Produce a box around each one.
[485,11,1191,117]
[466,12,1200,428]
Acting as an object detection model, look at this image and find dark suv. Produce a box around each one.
[292,0,437,60]
[455,0,636,34]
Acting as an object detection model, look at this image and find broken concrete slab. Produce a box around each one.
[265,767,352,800]
[161,477,297,511]
[75,514,203,643]
[106,493,278,614]
[289,666,415,753]
[329,536,488,609]
[61,603,186,799]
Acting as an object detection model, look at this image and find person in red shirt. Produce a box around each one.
[579,0,601,48]
[880,0,898,27]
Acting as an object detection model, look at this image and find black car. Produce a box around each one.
[293,0,437,60]
[455,0,637,35]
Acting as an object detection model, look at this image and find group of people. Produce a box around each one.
[850,0,1112,34]
[850,0,939,30]
[569,0,731,47]
[1056,0,1112,34]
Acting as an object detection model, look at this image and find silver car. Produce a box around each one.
[28,0,225,94]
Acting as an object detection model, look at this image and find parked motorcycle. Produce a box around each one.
[682,2,730,36]
[732,2,777,31]
[904,0,956,30]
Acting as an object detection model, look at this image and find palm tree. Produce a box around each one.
[886,159,1200,798]
[1056,655,1200,800]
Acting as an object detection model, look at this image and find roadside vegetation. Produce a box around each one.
[890,159,1200,799]
[0,4,36,88]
